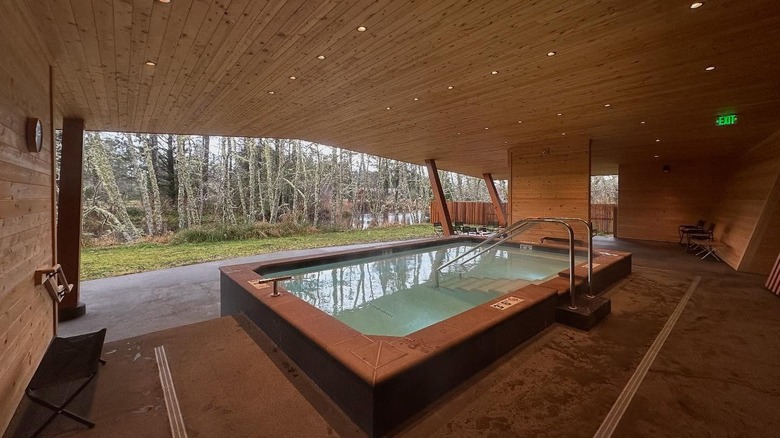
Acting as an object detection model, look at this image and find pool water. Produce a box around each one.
[264,243,583,336]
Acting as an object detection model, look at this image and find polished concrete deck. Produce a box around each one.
[8,237,780,437]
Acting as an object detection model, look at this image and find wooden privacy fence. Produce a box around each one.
[430,201,507,225]
[591,203,617,235]
[432,202,616,232]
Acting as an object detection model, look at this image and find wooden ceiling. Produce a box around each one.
[18,0,780,177]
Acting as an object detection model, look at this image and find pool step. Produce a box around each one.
[439,276,528,294]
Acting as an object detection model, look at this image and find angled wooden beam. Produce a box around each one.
[425,159,454,236]
[483,173,507,227]
[57,118,86,320]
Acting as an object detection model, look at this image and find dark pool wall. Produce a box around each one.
[220,271,375,432]
[221,269,558,437]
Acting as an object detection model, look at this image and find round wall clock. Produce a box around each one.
[26,117,43,153]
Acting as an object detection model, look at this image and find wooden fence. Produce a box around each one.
[430,201,507,225]
[432,202,617,234]
[591,203,617,235]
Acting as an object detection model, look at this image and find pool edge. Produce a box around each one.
[219,237,632,436]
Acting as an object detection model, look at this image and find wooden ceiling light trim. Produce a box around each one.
[21,0,780,178]
[221,0,456,133]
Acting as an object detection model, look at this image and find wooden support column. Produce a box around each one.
[483,173,507,227]
[425,159,454,236]
[57,118,86,321]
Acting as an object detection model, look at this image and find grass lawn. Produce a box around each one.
[81,224,435,280]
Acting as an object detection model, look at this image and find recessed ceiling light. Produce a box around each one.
[654,155,660,158]
[517,120,523,124]
[690,2,703,9]
[547,51,556,57]
[491,71,499,75]
[357,26,367,32]
[640,121,646,124]
[317,55,326,60]
[604,104,611,107]
[705,66,715,71]
[561,132,566,136]
[447,86,454,90]
[145,61,156,66]
[386,107,391,110]
[484,127,489,130]
[504,141,508,144]
[158,0,170,3]
[414,97,419,101]
[655,139,661,142]
[557,113,562,116]
[268,91,275,95]
[457,132,461,135]
[289,76,297,80]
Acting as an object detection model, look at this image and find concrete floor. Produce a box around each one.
[11,237,780,437]
[59,241,411,342]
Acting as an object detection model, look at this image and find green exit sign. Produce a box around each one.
[716,114,738,126]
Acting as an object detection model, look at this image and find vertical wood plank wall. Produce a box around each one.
[508,140,591,242]
[617,159,729,242]
[711,131,780,273]
[0,7,56,433]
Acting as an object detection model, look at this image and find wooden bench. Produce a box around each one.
[25,329,107,437]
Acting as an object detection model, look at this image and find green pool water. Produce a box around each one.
[265,243,583,336]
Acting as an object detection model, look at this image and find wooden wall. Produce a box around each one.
[0,5,56,433]
[616,131,780,274]
[617,159,729,242]
[742,177,780,273]
[508,139,591,243]
[711,131,780,273]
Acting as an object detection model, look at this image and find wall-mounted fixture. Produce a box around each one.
[26,117,43,153]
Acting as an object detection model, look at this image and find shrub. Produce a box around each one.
[170,222,316,244]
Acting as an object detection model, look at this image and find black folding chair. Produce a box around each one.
[26,329,107,437]
[453,221,464,234]
[679,219,705,245]
[686,224,715,254]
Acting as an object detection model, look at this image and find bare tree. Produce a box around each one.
[85,133,139,241]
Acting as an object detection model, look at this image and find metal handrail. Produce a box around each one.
[434,217,580,309]
[544,217,594,298]
[448,223,534,267]
[435,220,533,276]
[452,217,594,298]
[251,275,293,297]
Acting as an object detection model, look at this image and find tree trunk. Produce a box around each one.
[86,133,139,241]
[175,136,188,229]
[126,134,155,235]
[144,135,165,234]
[235,139,249,222]
[166,134,176,203]
[200,135,209,219]
[247,137,258,222]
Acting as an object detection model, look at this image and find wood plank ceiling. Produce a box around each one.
[19,0,780,177]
